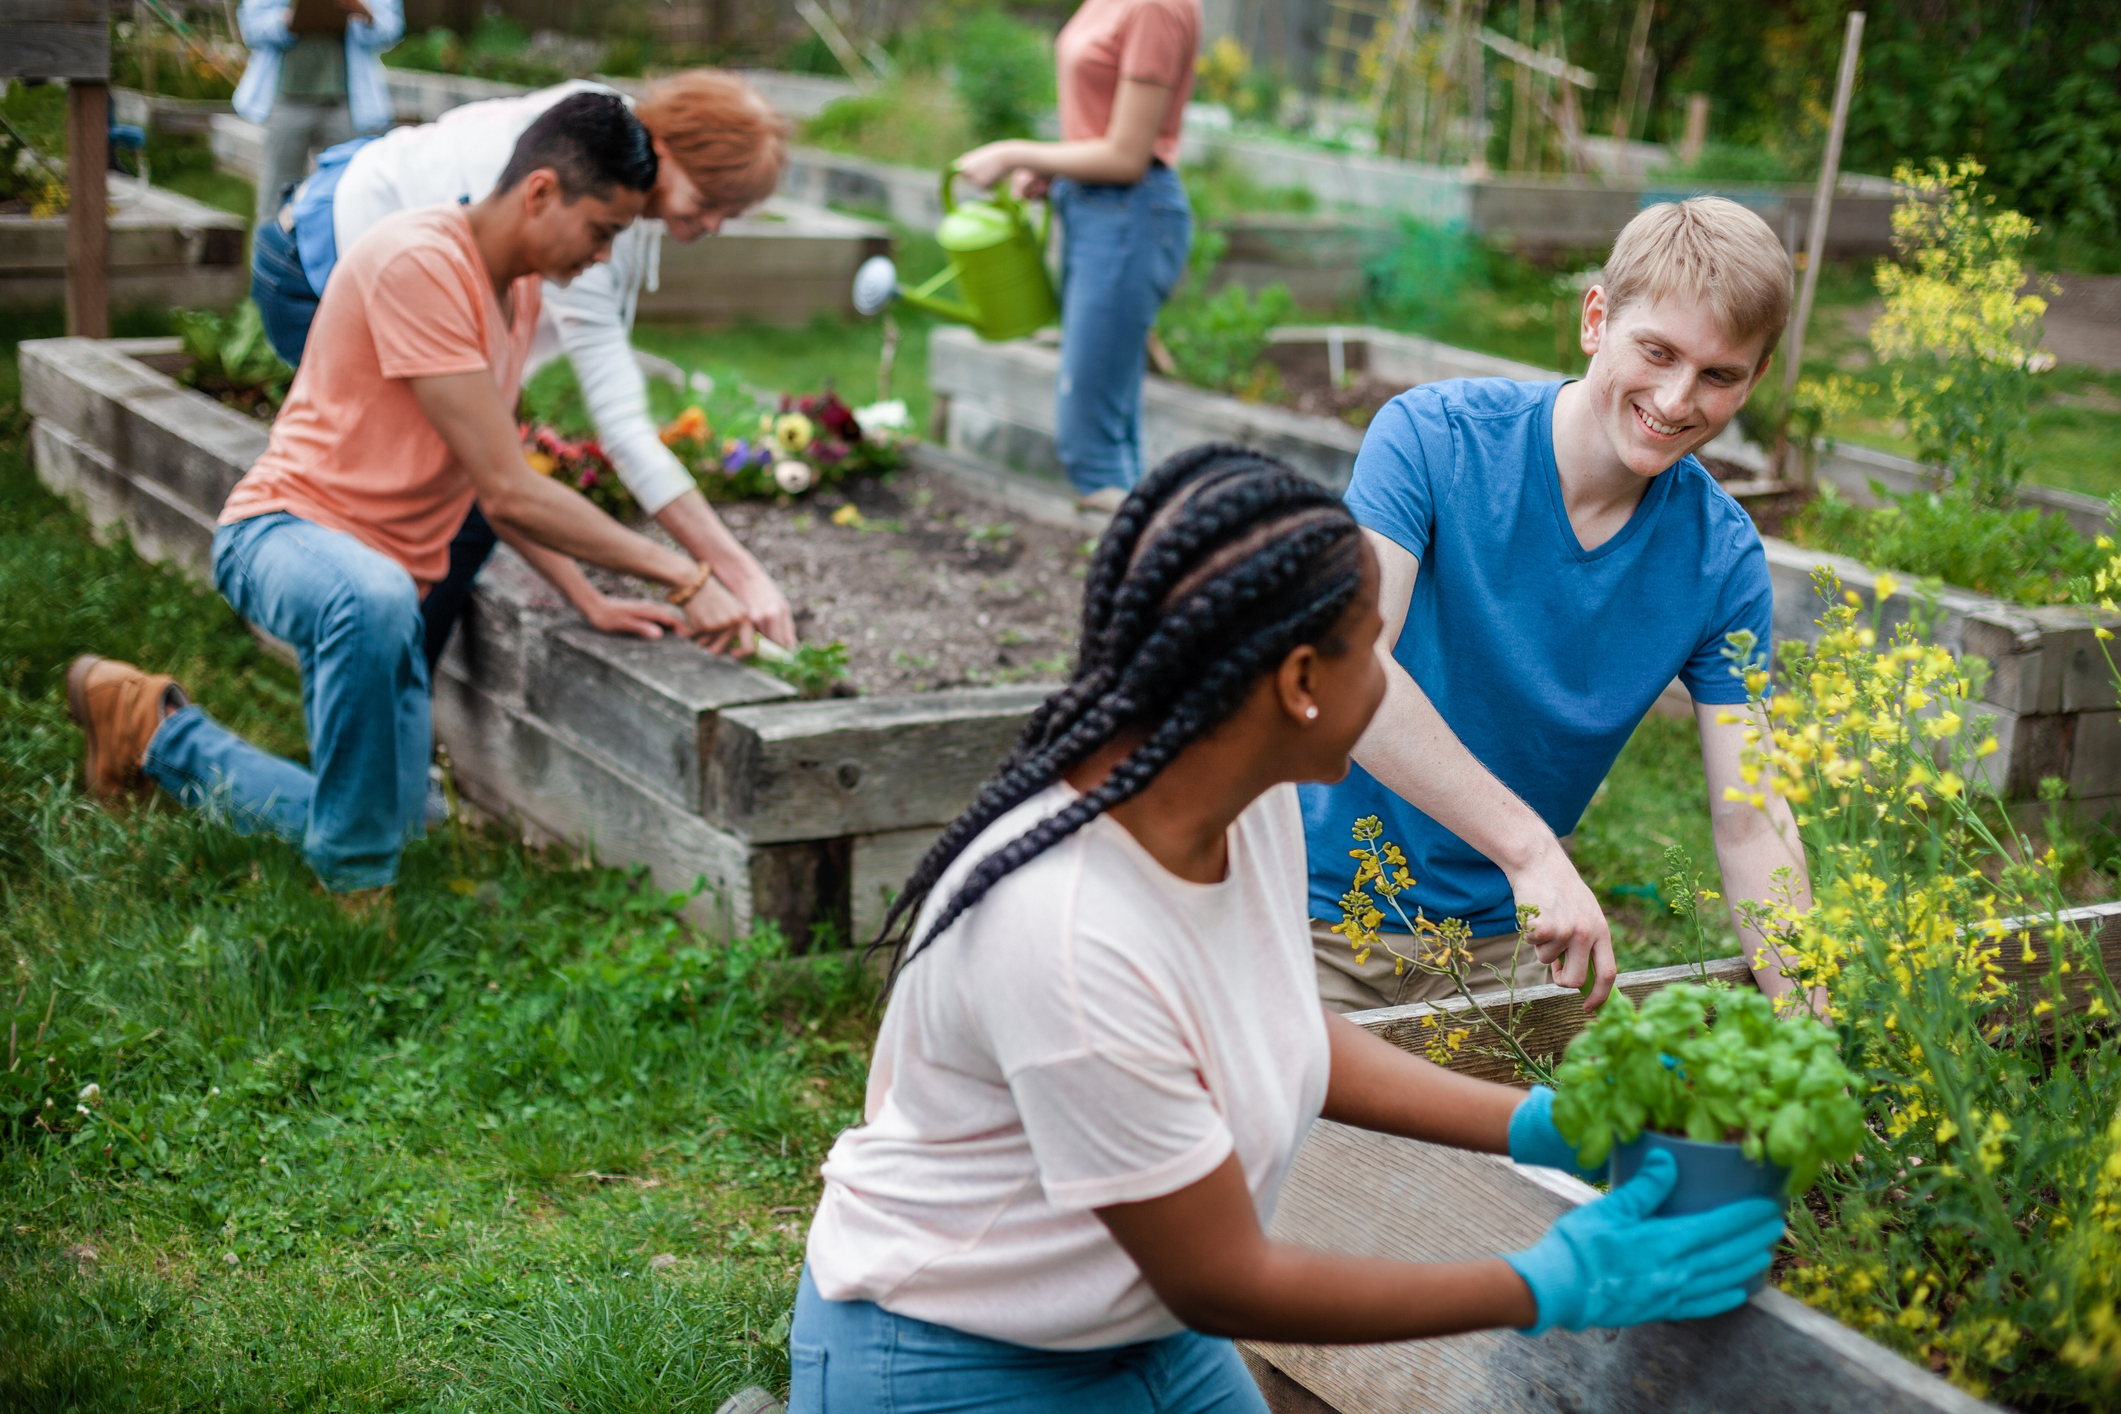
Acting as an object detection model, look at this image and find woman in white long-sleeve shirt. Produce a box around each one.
[251,73,797,661]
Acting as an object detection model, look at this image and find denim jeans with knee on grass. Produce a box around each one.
[1052,165,1192,495]
[788,1266,1267,1414]
[144,512,430,890]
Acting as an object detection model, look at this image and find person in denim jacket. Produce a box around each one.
[233,0,403,222]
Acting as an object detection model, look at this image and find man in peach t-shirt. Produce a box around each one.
[64,95,739,902]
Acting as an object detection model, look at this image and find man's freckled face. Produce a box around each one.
[1580,292,1770,478]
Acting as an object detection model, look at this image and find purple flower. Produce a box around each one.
[722,438,752,473]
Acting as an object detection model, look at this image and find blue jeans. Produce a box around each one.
[1052,165,1192,495]
[251,212,320,370]
[144,513,431,891]
[788,1267,1267,1414]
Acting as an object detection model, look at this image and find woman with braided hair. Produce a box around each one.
[789,446,1785,1413]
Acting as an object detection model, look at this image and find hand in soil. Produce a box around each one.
[678,576,756,657]
[581,595,688,641]
[720,566,798,650]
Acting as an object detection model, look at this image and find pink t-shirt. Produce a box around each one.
[1056,0,1201,170]
[221,205,542,591]
[805,780,1330,1350]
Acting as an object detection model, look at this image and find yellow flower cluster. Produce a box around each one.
[1870,159,2052,375]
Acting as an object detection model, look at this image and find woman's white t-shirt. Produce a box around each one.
[806,780,1331,1350]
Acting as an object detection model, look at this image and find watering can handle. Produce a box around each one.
[943,162,1037,223]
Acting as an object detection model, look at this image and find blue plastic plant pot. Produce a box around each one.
[1611,1131,1790,1294]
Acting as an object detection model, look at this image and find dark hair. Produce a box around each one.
[495,92,659,201]
[874,444,1365,972]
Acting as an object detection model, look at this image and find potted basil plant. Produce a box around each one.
[1551,984,1864,1285]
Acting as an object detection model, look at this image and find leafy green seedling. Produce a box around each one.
[1550,982,1863,1195]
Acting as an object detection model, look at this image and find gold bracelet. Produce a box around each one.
[666,561,713,606]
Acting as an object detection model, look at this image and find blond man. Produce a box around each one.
[1300,197,1810,1014]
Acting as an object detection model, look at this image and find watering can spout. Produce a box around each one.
[851,254,984,329]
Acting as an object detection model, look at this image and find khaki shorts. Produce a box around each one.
[1311,917,1551,1015]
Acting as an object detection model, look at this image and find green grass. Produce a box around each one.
[0,340,876,1410]
[1569,714,1740,973]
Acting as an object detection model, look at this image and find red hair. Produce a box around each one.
[634,70,791,214]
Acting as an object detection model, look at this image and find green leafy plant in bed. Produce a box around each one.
[174,301,293,419]
[1156,231,1295,398]
[1551,983,1864,1194]
[1790,481,2106,605]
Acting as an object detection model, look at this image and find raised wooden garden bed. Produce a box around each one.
[1177,129,1902,262]
[0,175,243,311]
[932,322,2121,813]
[1249,902,2121,1413]
[635,197,889,326]
[19,335,1056,943]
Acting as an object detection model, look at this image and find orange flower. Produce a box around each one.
[660,406,709,446]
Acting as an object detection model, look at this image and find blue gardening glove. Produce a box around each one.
[1507,1085,1603,1181]
[1502,1147,1785,1336]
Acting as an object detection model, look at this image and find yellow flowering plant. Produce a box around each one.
[1869,158,2056,508]
[1716,566,2121,1404]
[1334,818,1553,1081]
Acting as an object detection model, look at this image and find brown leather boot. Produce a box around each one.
[65,655,188,800]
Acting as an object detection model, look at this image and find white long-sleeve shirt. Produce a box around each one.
[329,80,695,515]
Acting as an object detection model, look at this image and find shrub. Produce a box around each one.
[1790,481,2106,605]
[1157,232,1295,397]
[1360,217,1485,330]
[1551,983,1864,1194]
[952,10,1055,144]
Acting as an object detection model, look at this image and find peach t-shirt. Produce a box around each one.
[220,205,542,590]
[1056,0,1201,170]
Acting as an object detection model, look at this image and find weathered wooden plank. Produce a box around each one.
[1256,1120,1995,1413]
[20,337,265,517]
[1348,956,1756,1086]
[1353,902,2121,1085]
[0,20,107,78]
[30,417,217,577]
[526,624,795,812]
[703,685,1048,842]
[1988,899,2121,1028]
[1237,1345,1345,1414]
[0,0,109,23]
[850,824,937,945]
[432,665,757,938]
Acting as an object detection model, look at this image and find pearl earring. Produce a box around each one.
[1305,706,1319,720]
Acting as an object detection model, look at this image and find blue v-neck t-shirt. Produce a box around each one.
[1298,378,1773,936]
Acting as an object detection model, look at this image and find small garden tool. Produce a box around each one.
[851,164,1057,342]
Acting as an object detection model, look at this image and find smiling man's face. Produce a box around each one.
[1577,288,1772,478]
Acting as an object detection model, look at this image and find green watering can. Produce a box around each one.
[851,165,1058,342]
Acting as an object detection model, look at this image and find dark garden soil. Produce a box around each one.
[597,464,1090,698]
[1277,372,1409,427]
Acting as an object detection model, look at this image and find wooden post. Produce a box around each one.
[1612,0,1651,142]
[2,0,114,336]
[1781,11,1865,405]
[1680,90,1709,163]
[65,78,109,337]
[1508,0,1532,170]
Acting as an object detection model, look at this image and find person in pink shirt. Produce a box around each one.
[956,0,1201,513]
[63,95,740,906]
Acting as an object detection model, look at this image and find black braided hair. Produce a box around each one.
[871,443,1364,974]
